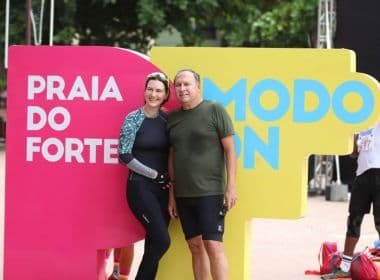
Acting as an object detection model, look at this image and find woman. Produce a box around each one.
[118,72,171,280]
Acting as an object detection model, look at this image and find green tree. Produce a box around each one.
[0,0,319,90]
[160,0,318,47]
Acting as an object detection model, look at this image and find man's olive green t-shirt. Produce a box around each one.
[167,100,234,197]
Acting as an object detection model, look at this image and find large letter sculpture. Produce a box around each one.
[4,46,178,279]
[151,47,380,279]
[4,46,380,279]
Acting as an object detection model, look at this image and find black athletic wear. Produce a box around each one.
[127,178,170,280]
[118,107,170,280]
[176,195,225,241]
[349,168,380,216]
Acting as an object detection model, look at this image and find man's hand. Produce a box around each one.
[224,183,237,210]
[221,135,237,210]
[168,187,178,218]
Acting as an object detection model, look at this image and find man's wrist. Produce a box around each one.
[226,183,235,189]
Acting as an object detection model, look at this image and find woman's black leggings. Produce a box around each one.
[127,176,170,280]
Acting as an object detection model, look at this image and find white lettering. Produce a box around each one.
[47,75,65,100]
[26,137,41,161]
[84,138,102,163]
[27,106,70,131]
[68,76,90,100]
[28,75,45,100]
[26,137,120,164]
[65,138,84,163]
[27,106,46,131]
[100,76,123,101]
[48,107,70,131]
[26,75,123,101]
[41,138,64,162]
[92,76,99,100]
[104,139,119,164]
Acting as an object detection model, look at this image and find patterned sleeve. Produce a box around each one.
[118,108,145,155]
[117,108,158,179]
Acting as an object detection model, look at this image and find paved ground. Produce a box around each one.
[0,148,377,279]
[251,195,376,280]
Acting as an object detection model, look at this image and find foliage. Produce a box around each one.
[165,0,318,47]
[0,0,319,90]
[248,0,319,47]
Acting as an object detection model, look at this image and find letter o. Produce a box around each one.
[48,107,71,131]
[249,79,290,121]
[41,138,64,162]
[332,81,374,124]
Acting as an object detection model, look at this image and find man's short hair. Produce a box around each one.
[174,69,200,85]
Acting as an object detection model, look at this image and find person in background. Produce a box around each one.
[118,72,172,280]
[108,246,134,280]
[322,121,380,279]
[167,69,237,280]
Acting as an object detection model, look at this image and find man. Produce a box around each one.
[322,121,380,279]
[167,69,237,280]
